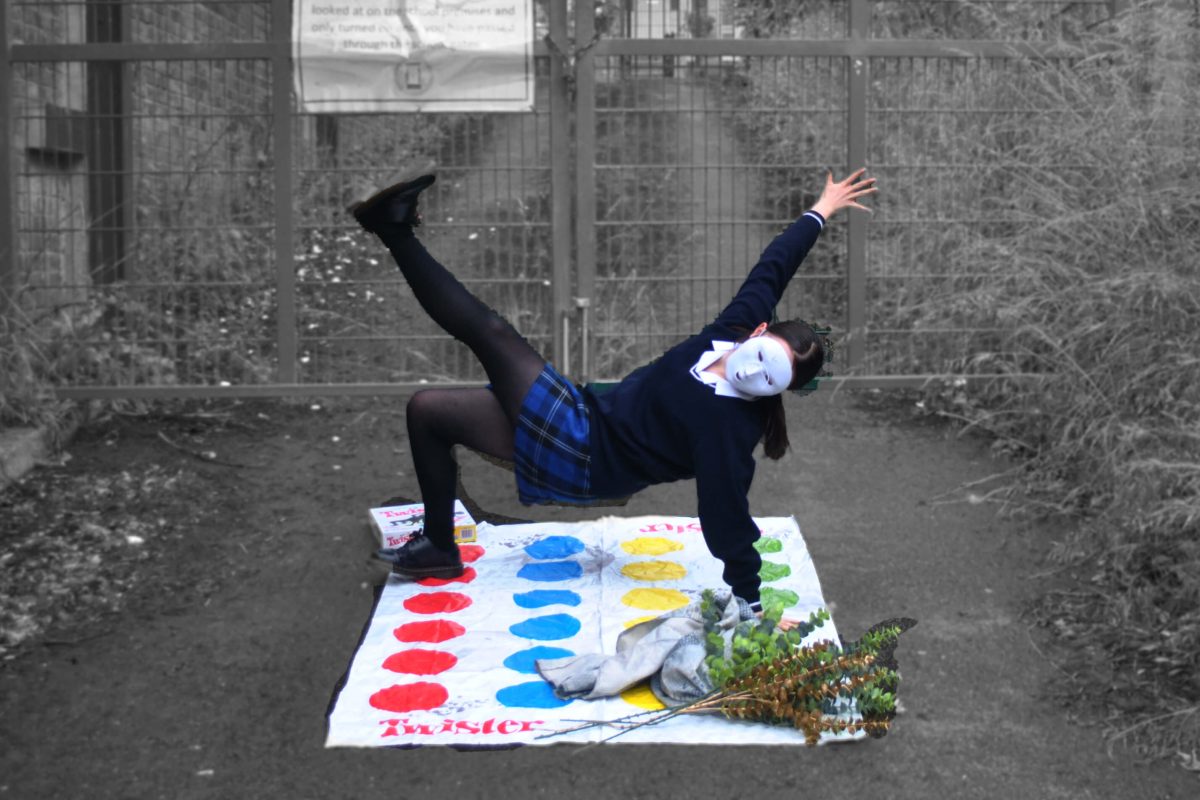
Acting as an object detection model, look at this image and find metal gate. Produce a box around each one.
[1,1,1114,399]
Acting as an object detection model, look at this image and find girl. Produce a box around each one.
[352,168,876,616]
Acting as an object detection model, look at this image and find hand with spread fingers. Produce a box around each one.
[811,168,878,220]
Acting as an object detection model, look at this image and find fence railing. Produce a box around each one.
[1,1,1116,399]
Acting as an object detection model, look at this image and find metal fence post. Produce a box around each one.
[549,0,571,369]
[574,0,597,383]
[846,0,869,373]
[85,0,133,284]
[272,0,296,383]
[0,0,14,312]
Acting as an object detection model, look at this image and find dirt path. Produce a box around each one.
[1,391,1195,799]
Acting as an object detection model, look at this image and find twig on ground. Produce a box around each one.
[1108,705,1200,743]
[1024,627,1078,684]
[42,630,113,648]
[156,431,260,469]
[927,466,1024,503]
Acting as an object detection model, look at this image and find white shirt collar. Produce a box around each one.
[690,340,754,400]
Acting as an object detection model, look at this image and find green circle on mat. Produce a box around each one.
[760,587,799,609]
[758,561,792,582]
[754,537,783,554]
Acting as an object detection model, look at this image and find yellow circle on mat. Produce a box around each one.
[621,588,690,611]
[621,537,685,556]
[621,681,667,711]
[623,615,658,629]
[621,560,688,582]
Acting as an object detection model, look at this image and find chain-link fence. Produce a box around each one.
[1,1,1123,397]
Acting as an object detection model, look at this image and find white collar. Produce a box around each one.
[689,340,754,400]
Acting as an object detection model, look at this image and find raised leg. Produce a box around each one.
[378,231,546,426]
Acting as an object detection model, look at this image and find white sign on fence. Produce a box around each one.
[293,0,535,113]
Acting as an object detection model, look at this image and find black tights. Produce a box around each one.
[380,227,546,550]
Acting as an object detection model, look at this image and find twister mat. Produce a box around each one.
[326,514,859,747]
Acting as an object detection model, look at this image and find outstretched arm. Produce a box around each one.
[692,436,763,610]
[714,169,877,331]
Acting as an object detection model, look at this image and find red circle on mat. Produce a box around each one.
[369,682,448,712]
[418,566,477,587]
[460,545,485,563]
[403,591,472,615]
[393,619,466,643]
[382,649,458,675]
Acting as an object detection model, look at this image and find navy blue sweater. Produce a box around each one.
[581,212,825,605]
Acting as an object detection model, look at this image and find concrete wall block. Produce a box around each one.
[15,0,273,323]
[18,172,91,306]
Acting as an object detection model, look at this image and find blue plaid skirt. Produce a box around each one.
[513,364,594,505]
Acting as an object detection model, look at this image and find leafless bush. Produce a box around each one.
[915,1,1200,761]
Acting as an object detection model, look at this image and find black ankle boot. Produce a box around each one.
[389,534,464,580]
[349,167,437,235]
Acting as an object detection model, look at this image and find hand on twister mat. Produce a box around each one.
[772,615,803,632]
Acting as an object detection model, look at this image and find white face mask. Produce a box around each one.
[724,335,792,397]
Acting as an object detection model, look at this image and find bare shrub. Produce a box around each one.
[915,1,1200,760]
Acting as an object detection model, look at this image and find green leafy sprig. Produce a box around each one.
[540,590,913,745]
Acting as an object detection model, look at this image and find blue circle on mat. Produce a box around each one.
[509,613,582,641]
[497,681,573,709]
[518,561,582,582]
[513,589,582,609]
[503,645,575,674]
[524,535,585,560]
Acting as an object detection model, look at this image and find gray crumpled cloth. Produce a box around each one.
[535,590,755,705]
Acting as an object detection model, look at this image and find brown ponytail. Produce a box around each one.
[759,320,826,460]
[762,394,789,460]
